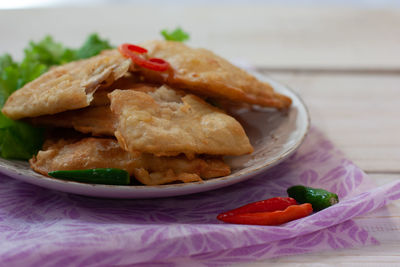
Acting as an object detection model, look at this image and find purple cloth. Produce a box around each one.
[0,127,399,266]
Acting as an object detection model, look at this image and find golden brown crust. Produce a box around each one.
[91,73,147,106]
[109,85,254,157]
[2,50,131,120]
[27,83,175,137]
[30,137,230,185]
[29,105,116,136]
[139,40,292,109]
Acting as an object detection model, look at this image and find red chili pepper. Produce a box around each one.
[118,43,170,72]
[217,197,297,221]
[118,43,148,55]
[218,203,313,226]
[140,57,170,72]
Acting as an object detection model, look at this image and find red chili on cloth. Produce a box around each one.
[218,197,298,219]
[218,203,313,225]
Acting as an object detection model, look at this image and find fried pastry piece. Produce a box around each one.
[109,85,254,158]
[29,83,162,136]
[30,138,231,185]
[30,105,116,136]
[2,50,131,120]
[139,40,291,109]
[90,73,144,106]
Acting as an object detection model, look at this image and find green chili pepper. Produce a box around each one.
[48,168,130,185]
[287,185,339,211]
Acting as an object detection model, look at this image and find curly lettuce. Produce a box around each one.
[0,34,113,160]
[161,27,190,42]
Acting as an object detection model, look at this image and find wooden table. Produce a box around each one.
[1,5,399,266]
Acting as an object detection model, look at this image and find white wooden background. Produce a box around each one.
[1,6,399,266]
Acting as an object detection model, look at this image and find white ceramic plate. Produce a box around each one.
[0,74,310,198]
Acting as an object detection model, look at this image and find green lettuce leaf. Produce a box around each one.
[74,33,113,59]
[24,36,68,66]
[0,34,113,160]
[161,27,190,42]
[0,113,44,159]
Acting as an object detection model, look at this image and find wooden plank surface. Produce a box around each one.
[263,71,400,173]
[1,6,400,69]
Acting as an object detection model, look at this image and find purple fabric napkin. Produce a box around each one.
[0,127,399,267]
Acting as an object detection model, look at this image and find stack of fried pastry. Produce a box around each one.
[2,40,291,185]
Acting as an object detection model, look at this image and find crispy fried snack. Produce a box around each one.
[90,73,147,106]
[30,138,231,185]
[109,85,254,158]
[30,105,116,136]
[139,40,291,109]
[29,83,163,136]
[2,50,131,120]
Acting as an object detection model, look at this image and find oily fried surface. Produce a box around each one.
[30,105,116,136]
[91,73,146,106]
[109,85,254,157]
[30,137,231,185]
[29,83,169,136]
[140,40,291,109]
[2,50,131,120]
